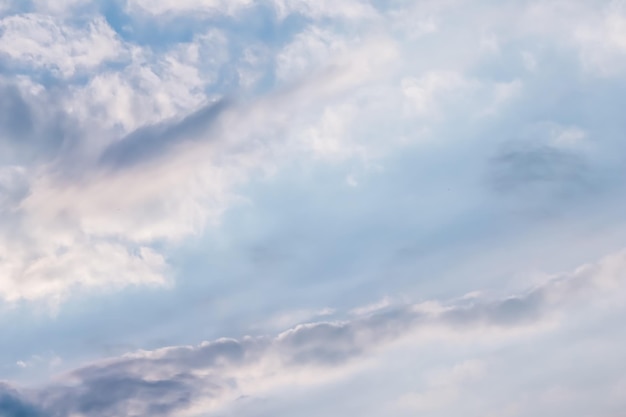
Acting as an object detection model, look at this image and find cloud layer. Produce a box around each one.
[2,1,626,417]
[2,248,625,416]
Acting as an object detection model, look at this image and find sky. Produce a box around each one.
[1,0,626,416]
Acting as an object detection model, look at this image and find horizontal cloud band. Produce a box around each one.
[2,249,624,417]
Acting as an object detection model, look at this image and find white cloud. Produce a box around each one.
[271,0,378,20]
[299,103,360,160]
[401,71,472,117]
[349,296,393,316]
[276,27,349,83]
[128,0,254,16]
[29,0,91,15]
[0,39,405,302]
[550,125,588,150]
[0,14,124,78]
[65,29,228,133]
[515,0,626,76]
[0,22,245,303]
[127,0,378,21]
[575,1,626,76]
[0,237,169,303]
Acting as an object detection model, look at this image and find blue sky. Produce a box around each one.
[1,0,626,416]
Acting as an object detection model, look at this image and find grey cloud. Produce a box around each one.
[162,337,256,369]
[0,262,615,417]
[98,99,230,170]
[73,337,263,378]
[277,308,422,366]
[2,82,231,182]
[279,322,363,366]
[0,83,36,165]
[0,84,33,139]
[442,288,546,327]
[40,372,198,417]
[26,338,261,417]
[488,143,592,199]
[0,81,76,166]
[0,384,44,417]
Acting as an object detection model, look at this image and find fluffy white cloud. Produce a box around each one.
[0,14,124,77]
[66,38,224,133]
